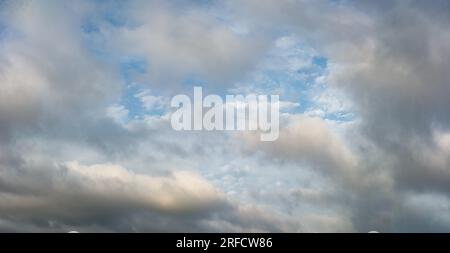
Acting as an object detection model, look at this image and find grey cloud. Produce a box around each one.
[0,0,120,141]
[1,0,450,233]
[324,1,450,195]
[0,159,226,232]
[102,0,271,92]
[241,116,359,184]
[228,0,450,232]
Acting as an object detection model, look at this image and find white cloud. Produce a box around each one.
[135,90,167,111]
[63,161,225,212]
[107,104,129,123]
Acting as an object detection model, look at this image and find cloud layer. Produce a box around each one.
[0,0,449,232]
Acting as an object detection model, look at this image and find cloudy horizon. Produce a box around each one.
[0,0,450,232]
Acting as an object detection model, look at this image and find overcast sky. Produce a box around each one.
[0,0,450,232]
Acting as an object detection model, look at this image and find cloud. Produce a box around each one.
[0,0,119,141]
[1,0,450,233]
[225,0,450,232]
[0,159,226,231]
[107,104,129,124]
[62,162,225,212]
[135,90,168,111]
[322,1,450,197]
[241,115,358,183]
[108,0,270,91]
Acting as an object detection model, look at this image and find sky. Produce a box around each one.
[0,0,449,232]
